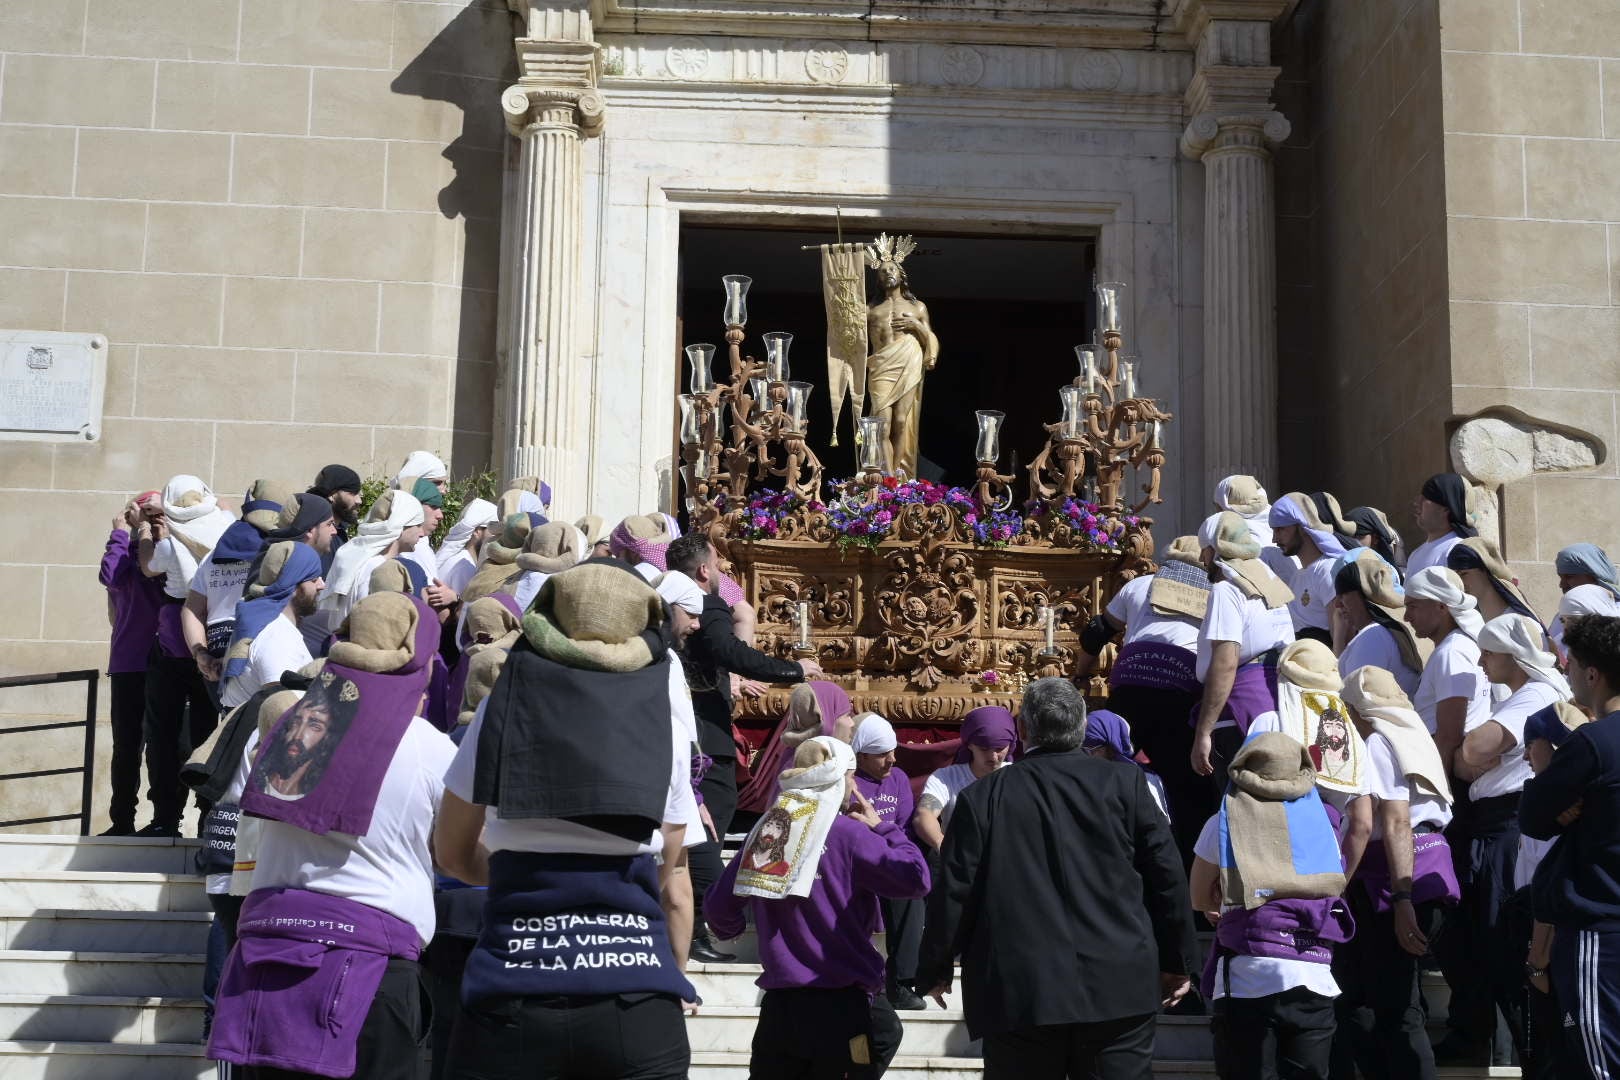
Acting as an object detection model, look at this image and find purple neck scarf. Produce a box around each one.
[955,705,1017,764]
[241,595,439,837]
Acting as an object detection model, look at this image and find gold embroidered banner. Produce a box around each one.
[820,242,868,447]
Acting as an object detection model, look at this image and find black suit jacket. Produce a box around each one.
[917,747,1198,1038]
[680,591,803,759]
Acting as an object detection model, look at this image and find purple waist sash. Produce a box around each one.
[208,887,421,1079]
[1200,896,1355,998]
[1355,830,1460,913]
[1191,658,1279,736]
[1110,641,1202,695]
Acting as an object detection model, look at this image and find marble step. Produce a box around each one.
[690,1054,1521,1079]
[0,1040,212,1080]
[0,909,214,953]
[0,993,204,1044]
[0,870,209,913]
[0,834,201,875]
[0,951,203,998]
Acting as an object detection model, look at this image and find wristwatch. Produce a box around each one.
[1391,890,1413,903]
[1526,962,1549,979]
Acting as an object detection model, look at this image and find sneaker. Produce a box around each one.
[888,985,927,1010]
[135,822,181,838]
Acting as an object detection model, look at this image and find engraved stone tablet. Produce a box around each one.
[0,330,107,443]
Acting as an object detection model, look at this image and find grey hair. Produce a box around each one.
[1021,677,1087,751]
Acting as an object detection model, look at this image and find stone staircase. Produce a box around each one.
[0,834,1523,1078]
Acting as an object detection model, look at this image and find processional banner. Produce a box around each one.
[820,243,868,446]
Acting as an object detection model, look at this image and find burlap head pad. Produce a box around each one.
[245,480,299,533]
[367,560,414,596]
[328,591,420,674]
[1279,639,1343,693]
[516,521,581,574]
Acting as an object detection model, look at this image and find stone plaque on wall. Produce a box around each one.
[0,330,107,443]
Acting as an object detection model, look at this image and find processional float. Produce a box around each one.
[675,235,1172,725]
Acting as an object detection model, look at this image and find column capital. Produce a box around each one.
[502,83,606,137]
[1181,109,1291,160]
[1165,0,1298,49]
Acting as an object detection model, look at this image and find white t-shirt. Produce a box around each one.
[1286,557,1337,634]
[511,570,548,614]
[1245,710,1370,816]
[1196,580,1295,683]
[251,718,456,946]
[1194,815,1341,1000]
[1470,680,1562,801]
[1413,630,1492,736]
[664,654,704,848]
[1338,624,1421,698]
[207,729,260,896]
[444,680,700,858]
[1516,835,1556,892]
[1363,732,1452,840]
[440,550,479,597]
[220,615,313,710]
[189,548,254,630]
[148,537,201,598]
[921,762,1000,831]
[1406,534,1462,576]
[1107,574,1200,652]
[1261,546,1300,589]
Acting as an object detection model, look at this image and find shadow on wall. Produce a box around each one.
[391,2,518,473]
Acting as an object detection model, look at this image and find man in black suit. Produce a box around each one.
[666,532,821,963]
[917,677,1198,1078]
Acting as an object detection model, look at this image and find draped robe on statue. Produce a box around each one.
[865,330,928,478]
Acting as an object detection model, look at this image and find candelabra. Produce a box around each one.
[1025,282,1172,512]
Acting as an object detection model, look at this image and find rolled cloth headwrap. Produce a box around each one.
[308,464,361,497]
[1346,505,1404,569]
[955,704,1017,763]
[1219,733,1347,910]
[497,488,546,521]
[1278,639,1344,693]
[213,480,297,562]
[1524,701,1591,748]
[733,736,857,900]
[852,713,898,755]
[1421,473,1478,538]
[1200,511,1294,609]
[516,522,587,575]
[393,450,447,488]
[1082,709,1141,767]
[320,489,424,609]
[1267,492,1347,557]
[652,570,705,616]
[519,558,669,674]
[1557,543,1620,600]
[1340,666,1451,803]
[1447,537,1538,621]
[576,514,608,549]
[510,476,552,509]
[1165,535,1204,566]
[1478,613,1570,697]
[160,474,237,560]
[1333,552,1423,675]
[223,541,323,679]
[1403,566,1485,638]
[435,498,498,574]
[409,477,445,509]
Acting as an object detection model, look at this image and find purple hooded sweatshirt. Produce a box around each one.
[99,527,166,673]
[705,815,929,995]
[854,767,914,829]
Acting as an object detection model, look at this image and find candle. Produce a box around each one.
[1120,359,1137,401]
[1148,420,1161,449]
[797,600,810,646]
[722,275,751,327]
[1043,606,1055,653]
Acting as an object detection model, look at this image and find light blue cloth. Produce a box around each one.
[1557,543,1620,599]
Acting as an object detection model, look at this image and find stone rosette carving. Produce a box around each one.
[804,42,850,84]
[938,45,985,87]
[665,37,710,79]
[1074,50,1123,91]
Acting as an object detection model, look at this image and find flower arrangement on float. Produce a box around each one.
[1024,495,1142,552]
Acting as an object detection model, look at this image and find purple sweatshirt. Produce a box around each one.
[705,816,929,995]
[854,767,913,830]
[99,528,165,673]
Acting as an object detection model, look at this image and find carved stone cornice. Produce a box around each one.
[502,84,606,137]
[1165,0,1299,48]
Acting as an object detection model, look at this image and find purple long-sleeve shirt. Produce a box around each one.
[705,816,929,995]
[854,767,914,830]
[99,528,165,673]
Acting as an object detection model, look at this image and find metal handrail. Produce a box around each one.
[0,669,98,834]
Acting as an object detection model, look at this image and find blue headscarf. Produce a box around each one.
[1557,544,1620,600]
[1524,702,1585,748]
[213,492,288,563]
[222,542,323,679]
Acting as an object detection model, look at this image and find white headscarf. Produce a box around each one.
[321,490,425,608]
[652,570,705,616]
[1340,666,1451,804]
[733,736,856,900]
[1552,584,1620,649]
[515,490,545,515]
[435,498,498,574]
[1404,566,1485,639]
[392,450,447,488]
[160,474,236,557]
[1478,613,1570,697]
[852,713,898,755]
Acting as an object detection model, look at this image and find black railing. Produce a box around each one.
[0,670,98,834]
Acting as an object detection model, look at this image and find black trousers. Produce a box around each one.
[1106,684,1204,872]
[881,895,924,991]
[445,992,689,1080]
[143,652,219,829]
[108,670,149,830]
[421,934,476,1080]
[1213,987,1336,1080]
[983,1011,1156,1080]
[1328,888,1441,1080]
[749,986,902,1079]
[244,956,425,1080]
[1209,726,1245,807]
[1435,796,1518,1063]
[690,754,738,927]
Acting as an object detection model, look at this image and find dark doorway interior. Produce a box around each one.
[677,224,1097,489]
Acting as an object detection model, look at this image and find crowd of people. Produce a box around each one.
[92,454,1620,1080]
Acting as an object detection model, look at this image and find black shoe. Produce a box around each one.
[98,823,135,837]
[689,936,737,964]
[1431,1036,1487,1067]
[888,985,926,1010]
[135,822,181,838]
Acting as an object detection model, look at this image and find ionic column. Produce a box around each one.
[1184,110,1291,492]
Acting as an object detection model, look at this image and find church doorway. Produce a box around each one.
[677,223,1097,490]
